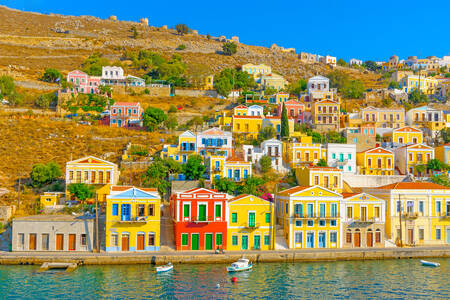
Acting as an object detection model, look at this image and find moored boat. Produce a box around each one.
[227,258,252,272]
[420,260,440,267]
[156,262,173,273]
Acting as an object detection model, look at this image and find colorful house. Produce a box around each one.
[312,99,340,131]
[399,75,439,95]
[269,92,289,104]
[260,73,287,91]
[221,155,252,182]
[361,106,405,129]
[277,100,305,123]
[326,143,356,174]
[435,143,450,165]
[406,106,446,133]
[197,128,233,157]
[39,192,64,207]
[241,63,272,79]
[105,186,161,252]
[171,188,232,250]
[110,102,143,128]
[295,166,343,193]
[356,147,394,175]
[161,130,197,163]
[341,193,385,248]
[283,138,326,167]
[262,116,295,138]
[394,144,434,176]
[227,194,274,250]
[232,115,263,141]
[366,182,450,246]
[384,126,423,145]
[277,186,342,249]
[67,70,100,94]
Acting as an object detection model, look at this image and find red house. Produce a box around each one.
[171,188,232,251]
[110,102,143,127]
[278,100,305,123]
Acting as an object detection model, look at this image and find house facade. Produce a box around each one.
[295,166,343,193]
[110,102,143,127]
[394,143,434,177]
[243,139,284,172]
[67,70,100,94]
[312,99,340,131]
[356,147,394,175]
[326,143,356,174]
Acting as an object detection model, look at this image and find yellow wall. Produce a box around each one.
[39,193,61,207]
[232,117,263,140]
[356,151,394,175]
[295,167,342,193]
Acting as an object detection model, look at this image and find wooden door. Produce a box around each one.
[205,234,213,250]
[354,232,361,248]
[56,234,64,250]
[121,234,129,251]
[68,234,76,251]
[366,232,373,247]
[191,234,199,250]
[29,234,36,250]
[408,229,414,245]
[137,234,145,251]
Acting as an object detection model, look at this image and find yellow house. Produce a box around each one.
[268,92,289,104]
[384,126,423,144]
[406,106,446,132]
[233,105,249,116]
[262,116,295,138]
[277,185,342,249]
[203,75,214,90]
[105,186,161,252]
[227,194,274,250]
[312,99,340,131]
[160,130,197,163]
[394,143,434,176]
[400,75,439,95]
[222,156,252,182]
[435,143,450,165]
[361,106,405,129]
[260,73,287,91]
[295,165,343,193]
[356,147,394,175]
[283,138,326,168]
[39,192,64,207]
[341,193,386,248]
[366,182,450,246]
[232,115,263,141]
[241,63,272,79]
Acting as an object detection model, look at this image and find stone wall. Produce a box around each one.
[175,89,218,98]
[343,174,407,188]
[0,205,15,223]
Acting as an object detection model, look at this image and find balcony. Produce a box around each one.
[245,223,260,229]
[335,159,348,166]
[118,216,148,223]
[191,216,214,223]
[214,167,221,172]
[403,212,419,219]
[293,213,339,219]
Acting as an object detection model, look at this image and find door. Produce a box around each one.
[121,204,131,221]
[367,232,373,247]
[68,234,76,251]
[198,204,207,221]
[137,234,145,250]
[408,229,414,245]
[191,234,199,250]
[318,232,326,248]
[242,235,248,250]
[249,212,256,227]
[29,234,36,250]
[254,235,261,249]
[121,234,129,251]
[205,234,213,250]
[56,234,64,250]
[354,232,361,248]
[306,232,314,248]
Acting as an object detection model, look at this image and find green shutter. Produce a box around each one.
[264,235,270,245]
[216,233,222,245]
[215,204,221,218]
[232,213,237,223]
[232,235,238,246]
[183,204,190,218]
[265,213,271,223]
[199,204,207,221]
[249,212,256,227]
[181,233,188,246]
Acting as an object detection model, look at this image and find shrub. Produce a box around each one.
[41,68,62,83]
[222,42,237,56]
[177,44,186,50]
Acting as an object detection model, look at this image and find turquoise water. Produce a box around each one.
[0,259,448,299]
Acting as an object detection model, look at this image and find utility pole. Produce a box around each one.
[95,195,99,253]
[272,184,278,250]
[398,194,403,248]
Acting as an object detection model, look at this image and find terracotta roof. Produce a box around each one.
[305,166,341,171]
[315,99,338,104]
[200,128,229,135]
[397,143,433,150]
[226,155,247,162]
[341,193,358,198]
[181,187,219,194]
[278,186,310,196]
[376,182,449,190]
[112,102,140,107]
[233,115,263,119]
[234,105,248,109]
[111,186,157,192]
[394,126,421,133]
[359,147,393,155]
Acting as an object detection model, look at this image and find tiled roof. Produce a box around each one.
[394,126,421,133]
[200,128,229,135]
[306,166,341,171]
[226,155,247,162]
[233,115,263,119]
[112,102,140,107]
[397,143,433,150]
[359,147,393,154]
[376,182,449,190]
[278,186,310,196]
[111,186,157,192]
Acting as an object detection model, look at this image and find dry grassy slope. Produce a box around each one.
[0,5,383,86]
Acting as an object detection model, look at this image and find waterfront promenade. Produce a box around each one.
[0,246,449,266]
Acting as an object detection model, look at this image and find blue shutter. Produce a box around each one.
[244,169,248,179]
[228,169,232,179]
[112,204,118,216]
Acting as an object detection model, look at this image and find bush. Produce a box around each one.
[168,105,177,113]
[222,42,237,56]
[130,145,149,156]
[177,44,186,50]
[175,24,189,35]
[35,93,57,109]
[41,68,62,83]
[30,162,62,187]
[259,156,272,173]
[0,76,16,97]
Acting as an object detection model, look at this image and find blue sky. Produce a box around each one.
[3,0,449,61]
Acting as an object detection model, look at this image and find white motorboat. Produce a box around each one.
[226,258,252,272]
[156,262,173,273]
[420,260,440,267]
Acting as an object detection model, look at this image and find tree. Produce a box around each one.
[35,93,57,109]
[82,53,110,76]
[175,24,189,35]
[259,156,272,173]
[47,161,62,180]
[363,61,381,72]
[163,157,182,176]
[164,115,178,132]
[258,126,276,143]
[280,103,289,139]
[415,164,426,174]
[182,155,205,180]
[30,162,62,187]
[143,106,167,131]
[131,26,138,39]
[427,159,446,171]
[143,159,169,198]
[286,79,307,95]
[342,80,365,99]
[41,68,62,83]
[337,58,347,67]
[317,159,327,167]
[431,174,450,187]
[264,86,277,96]
[215,77,233,98]
[388,81,399,89]
[222,42,237,56]
[177,44,186,50]
[0,75,16,98]
[214,177,237,194]
[239,176,265,196]
[168,105,177,113]
[408,89,428,104]
[68,183,94,203]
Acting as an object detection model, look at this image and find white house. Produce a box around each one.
[349,59,363,66]
[248,105,264,116]
[326,143,357,174]
[319,55,337,66]
[243,139,286,172]
[307,75,330,94]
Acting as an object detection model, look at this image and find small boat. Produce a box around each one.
[227,258,252,272]
[156,262,173,273]
[420,260,440,267]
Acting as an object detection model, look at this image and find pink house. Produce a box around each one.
[277,100,305,123]
[67,70,100,94]
[110,102,143,127]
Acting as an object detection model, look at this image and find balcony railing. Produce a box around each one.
[119,216,148,223]
[245,223,260,229]
[214,167,221,172]
[403,212,419,219]
[293,213,339,219]
[191,216,214,223]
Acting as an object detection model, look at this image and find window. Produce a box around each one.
[42,234,49,250]
[419,201,424,213]
[112,204,119,216]
[285,203,289,214]
[419,228,424,240]
[216,233,222,246]
[375,230,381,243]
[331,204,337,217]
[307,220,314,227]
[436,228,441,240]
[436,201,442,214]
[295,220,302,227]
[264,235,270,246]
[148,204,155,216]
[375,206,380,218]
[232,235,238,246]
[319,220,326,227]
[319,203,326,218]
[265,213,271,223]
[111,234,118,247]
[181,233,188,246]
[232,212,237,223]
[330,220,336,226]
[138,204,145,217]
[183,204,190,218]
[148,233,155,246]
[346,231,352,243]
[347,206,353,219]
[215,204,222,218]
[314,176,319,185]
[81,234,87,246]
[330,232,337,243]
[295,232,302,244]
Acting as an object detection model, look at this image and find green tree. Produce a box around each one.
[415,164,426,174]
[30,162,62,187]
[239,176,265,196]
[280,103,289,139]
[182,155,205,180]
[342,79,365,99]
[258,126,276,143]
[35,92,57,109]
[408,89,428,104]
[7,92,23,106]
[168,105,177,113]
[82,53,110,76]
[41,68,63,83]
[0,75,16,98]
[431,174,450,187]
[264,86,277,96]
[328,70,349,90]
[215,77,233,98]
[363,61,381,72]
[286,79,307,95]
[259,155,272,173]
[164,115,178,132]
[337,58,347,67]
[68,183,94,202]
[177,44,186,50]
[175,24,189,35]
[47,161,62,180]
[163,157,182,176]
[388,81,399,89]
[143,159,169,198]
[427,159,446,171]
[214,177,237,194]
[222,42,237,56]
[317,159,327,167]
[131,26,138,38]
[143,106,167,131]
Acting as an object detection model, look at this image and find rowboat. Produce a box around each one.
[227,258,252,272]
[156,262,173,273]
[420,260,440,267]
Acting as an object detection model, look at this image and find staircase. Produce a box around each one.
[274,225,288,250]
